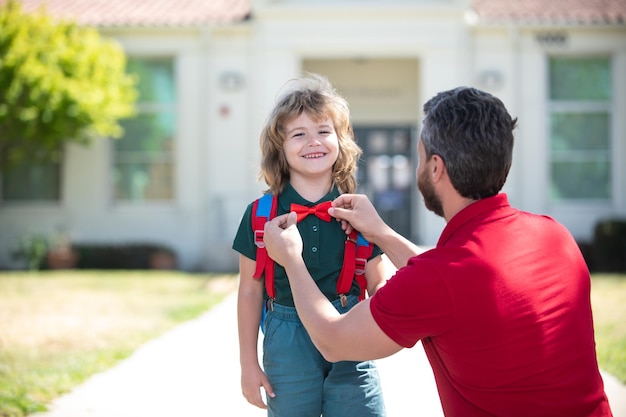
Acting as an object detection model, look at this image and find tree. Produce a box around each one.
[0,0,137,173]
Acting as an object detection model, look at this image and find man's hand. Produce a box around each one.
[263,205,406,363]
[263,212,303,268]
[329,194,386,243]
[331,193,423,269]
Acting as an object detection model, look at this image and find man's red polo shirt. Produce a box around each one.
[370,193,612,416]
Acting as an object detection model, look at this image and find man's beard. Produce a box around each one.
[417,169,444,218]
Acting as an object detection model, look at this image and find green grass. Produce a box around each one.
[0,271,623,417]
[0,270,238,417]
[590,274,626,384]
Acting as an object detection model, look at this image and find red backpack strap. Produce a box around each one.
[251,193,278,299]
[337,231,357,304]
[336,231,374,305]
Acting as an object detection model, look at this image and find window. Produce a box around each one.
[113,57,176,202]
[1,160,61,201]
[548,56,612,201]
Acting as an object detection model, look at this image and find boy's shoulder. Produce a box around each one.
[252,193,278,216]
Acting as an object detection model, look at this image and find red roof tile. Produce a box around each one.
[4,0,625,27]
[472,0,626,25]
[3,0,251,27]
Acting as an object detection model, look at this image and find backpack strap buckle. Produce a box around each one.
[254,229,265,248]
[354,257,367,275]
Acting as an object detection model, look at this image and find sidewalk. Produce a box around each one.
[32,291,626,417]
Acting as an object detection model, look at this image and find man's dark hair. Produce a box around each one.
[421,87,518,200]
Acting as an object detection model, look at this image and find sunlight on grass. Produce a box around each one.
[0,271,238,417]
[590,274,626,384]
[0,271,623,417]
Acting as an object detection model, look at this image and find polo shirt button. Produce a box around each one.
[311,247,318,253]
[312,225,318,232]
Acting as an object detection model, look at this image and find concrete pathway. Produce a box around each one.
[31,292,626,417]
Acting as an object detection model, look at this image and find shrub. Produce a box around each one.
[12,234,48,270]
[592,219,626,272]
[577,241,595,272]
[69,244,176,270]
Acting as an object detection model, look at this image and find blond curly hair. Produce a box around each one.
[258,73,362,195]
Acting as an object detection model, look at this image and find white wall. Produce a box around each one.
[470,24,626,242]
[1,1,624,271]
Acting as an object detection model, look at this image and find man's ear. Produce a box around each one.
[430,154,446,183]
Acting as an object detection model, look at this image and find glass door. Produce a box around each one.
[354,126,415,240]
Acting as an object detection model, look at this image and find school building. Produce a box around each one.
[1,0,625,271]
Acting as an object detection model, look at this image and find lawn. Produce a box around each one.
[0,271,238,417]
[0,271,623,417]
[590,274,626,383]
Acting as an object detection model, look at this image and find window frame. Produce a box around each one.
[111,55,178,206]
[0,155,64,205]
[547,54,614,205]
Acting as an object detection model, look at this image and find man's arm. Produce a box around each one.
[330,194,423,269]
[263,212,403,362]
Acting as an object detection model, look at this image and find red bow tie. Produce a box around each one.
[290,201,333,223]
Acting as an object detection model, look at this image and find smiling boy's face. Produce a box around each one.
[282,111,339,184]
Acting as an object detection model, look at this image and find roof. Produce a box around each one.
[3,0,251,27]
[3,0,624,27]
[472,0,626,25]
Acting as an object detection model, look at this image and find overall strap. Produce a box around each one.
[337,230,374,305]
[251,193,278,299]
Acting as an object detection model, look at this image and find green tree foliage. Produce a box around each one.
[0,0,137,172]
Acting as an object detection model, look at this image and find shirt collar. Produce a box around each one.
[279,182,340,213]
[437,193,512,247]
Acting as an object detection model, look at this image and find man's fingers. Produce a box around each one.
[329,206,350,221]
[332,193,355,209]
[268,213,290,229]
[329,207,355,235]
[286,211,297,227]
[268,212,298,229]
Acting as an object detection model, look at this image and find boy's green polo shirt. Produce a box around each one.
[232,182,382,307]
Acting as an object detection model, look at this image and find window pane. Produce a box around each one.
[127,58,175,104]
[549,57,611,100]
[114,162,174,200]
[550,112,609,151]
[2,162,61,201]
[114,57,176,202]
[549,56,612,202]
[115,113,175,154]
[550,161,610,200]
[549,112,611,201]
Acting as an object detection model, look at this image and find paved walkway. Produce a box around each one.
[32,291,626,417]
